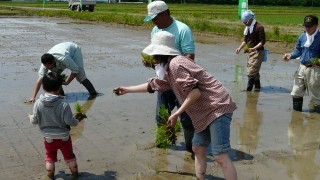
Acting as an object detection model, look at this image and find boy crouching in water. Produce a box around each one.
[28,72,80,179]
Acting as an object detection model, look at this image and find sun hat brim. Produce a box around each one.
[142,44,181,56]
[144,14,157,22]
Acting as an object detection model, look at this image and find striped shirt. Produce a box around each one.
[148,55,237,133]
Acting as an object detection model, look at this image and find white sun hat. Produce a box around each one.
[142,31,181,56]
[144,1,168,22]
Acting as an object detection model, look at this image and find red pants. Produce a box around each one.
[44,137,76,162]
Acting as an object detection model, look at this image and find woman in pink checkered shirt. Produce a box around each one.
[114,31,238,180]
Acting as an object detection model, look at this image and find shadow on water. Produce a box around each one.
[260,86,291,93]
[228,149,254,162]
[54,170,117,180]
[157,170,224,180]
[70,93,98,142]
[65,92,103,103]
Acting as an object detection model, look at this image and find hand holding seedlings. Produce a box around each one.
[113,87,128,96]
[113,88,121,96]
[24,99,35,103]
[167,113,179,127]
[74,102,87,121]
[283,53,291,61]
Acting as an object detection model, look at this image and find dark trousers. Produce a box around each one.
[156,90,194,153]
[156,90,193,128]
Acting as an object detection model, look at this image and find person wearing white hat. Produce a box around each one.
[114,31,238,180]
[144,0,196,158]
[236,10,266,91]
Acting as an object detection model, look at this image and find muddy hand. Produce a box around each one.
[24,98,35,103]
[167,114,178,127]
[283,53,291,61]
[28,114,33,121]
[113,87,123,96]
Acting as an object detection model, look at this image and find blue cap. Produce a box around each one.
[241,10,255,23]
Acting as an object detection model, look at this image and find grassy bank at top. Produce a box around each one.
[1,2,319,44]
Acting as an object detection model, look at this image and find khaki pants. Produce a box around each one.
[75,67,87,83]
[247,50,264,79]
[291,64,320,106]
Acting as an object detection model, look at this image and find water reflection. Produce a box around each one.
[235,92,263,154]
[282,112,320,179]
[69,94,97,142]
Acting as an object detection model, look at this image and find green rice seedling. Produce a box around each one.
[60,73,68,81]
[175,120,182,132]
[141,52,156,69]
[311,58,320,66]
[155,105,178,149]
[243,44,250,53]
[74,102,87,121]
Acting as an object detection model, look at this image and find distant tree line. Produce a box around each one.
[125,0,319,6]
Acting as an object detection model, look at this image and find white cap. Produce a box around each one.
[144,1,168,22]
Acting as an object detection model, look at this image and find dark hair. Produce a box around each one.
[166,9,170,16]
[42,72,62,92]
[154,55,176,66]
[41,53,55,64]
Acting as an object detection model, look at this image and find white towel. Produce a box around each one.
[155,63,167,80]
[244,19,256,35]
[304,28,319,47]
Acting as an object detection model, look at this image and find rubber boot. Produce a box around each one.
[82,79,97,95]
[292,97,303,111]
[247,77,255,91]
[254,79,261,91]
[183,126,195,159]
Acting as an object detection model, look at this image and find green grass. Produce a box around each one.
[0,2,319,43]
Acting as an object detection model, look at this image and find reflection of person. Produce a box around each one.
[144,0,196,156]
[114,31,237,180]
[29,42,97,102]
[71,95,97,143]
[236,93,262,153]
[236,10,266,91]
[283,15,320,113]
[283,111,319,179]
[27,72,80,179]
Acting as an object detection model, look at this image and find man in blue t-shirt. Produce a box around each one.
[144,0,195,158]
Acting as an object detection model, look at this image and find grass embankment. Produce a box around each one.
[1,2,319,44]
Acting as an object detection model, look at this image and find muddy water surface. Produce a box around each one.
[0,17,320,180]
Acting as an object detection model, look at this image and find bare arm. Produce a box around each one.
[167,88,201,127]
[30,78,42,102]
[63,72,77,85]
[113,83,149,95]
[249,42,263,53]
[236,41,246,54]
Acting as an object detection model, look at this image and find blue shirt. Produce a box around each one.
[291,30,320,64]
[151,19,195,55]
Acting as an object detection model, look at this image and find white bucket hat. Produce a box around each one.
[144,1,168,22]
[142,31,181,56]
